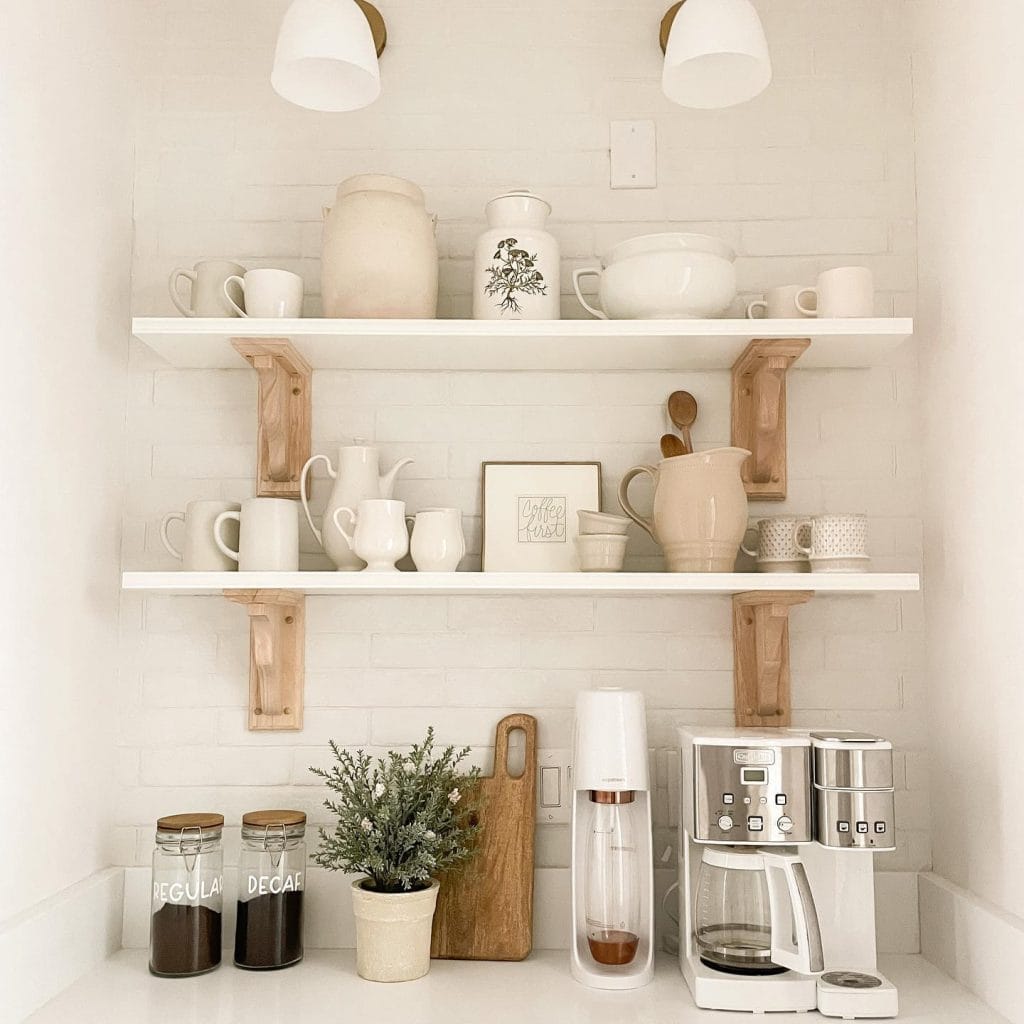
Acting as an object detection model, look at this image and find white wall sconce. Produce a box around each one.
[272,0,387,112]
[659,0,772,109]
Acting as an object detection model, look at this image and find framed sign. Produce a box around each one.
[481,462,602,571]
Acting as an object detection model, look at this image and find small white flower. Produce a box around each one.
[404,762,416,774]
[424,830,436,841]
[448,788,461,805]
[373,782,385,798]
[360,817,373,833]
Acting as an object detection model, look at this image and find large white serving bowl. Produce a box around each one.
[573,232,736,320]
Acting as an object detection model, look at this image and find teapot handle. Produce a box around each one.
[617,466,657,540]
[299,454,337,546]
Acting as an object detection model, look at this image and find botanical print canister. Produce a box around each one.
[473,191,560,320]
[322,175,438,318]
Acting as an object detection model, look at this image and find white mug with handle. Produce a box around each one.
[214,498,299,572]
[161,500,240,571]
[332,499,408,572]
[222,269,305,318]
[796,267,874,318]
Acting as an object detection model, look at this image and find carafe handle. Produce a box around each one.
[299,454,337,546]
[762,850,825,975]
[572,268,607,320]
[617,466,657,540]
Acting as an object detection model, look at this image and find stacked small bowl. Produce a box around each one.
[575,510,632,572]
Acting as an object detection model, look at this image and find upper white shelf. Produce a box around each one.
[131,317,913,372]
[122,571,920,597]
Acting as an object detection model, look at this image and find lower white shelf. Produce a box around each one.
[121,570,920,596]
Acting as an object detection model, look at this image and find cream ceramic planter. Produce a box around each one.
[350,878,440,982]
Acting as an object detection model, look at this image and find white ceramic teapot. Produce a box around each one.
[300,444,414,570]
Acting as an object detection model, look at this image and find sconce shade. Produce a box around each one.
[271,0,384,112]
[661,0,772,109]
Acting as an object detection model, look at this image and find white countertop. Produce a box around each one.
[28,951,1008,1023]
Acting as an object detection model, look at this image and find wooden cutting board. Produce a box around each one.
[431,713,537,961]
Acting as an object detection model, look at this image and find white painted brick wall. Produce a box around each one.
[118,0,928,945]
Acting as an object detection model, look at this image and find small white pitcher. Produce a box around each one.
[332,499,409,572]
[407,507,465,572]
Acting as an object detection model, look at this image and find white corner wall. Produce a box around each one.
[0,0,136,1013]
[912,0,1024,1018]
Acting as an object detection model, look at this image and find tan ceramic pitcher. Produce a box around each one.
[618,447,751,572]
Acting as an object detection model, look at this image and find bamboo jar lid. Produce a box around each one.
[242,809,307,828]
[156,812,225,831]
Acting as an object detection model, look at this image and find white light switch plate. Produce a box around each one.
[610,119,657,189]
[537,749,571,823]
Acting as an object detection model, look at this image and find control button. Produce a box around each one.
[722,793,734,805]
[856,822,869,834]
[777,816,794,833]
[743,796,752,805]
[837,821,850,833]
[717,814,734,831]
[747,816,764,831]
[759,796,768,806]
[874,821,887,834]
[775,793,787,806]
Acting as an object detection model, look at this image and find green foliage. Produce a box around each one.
[310,728,482,894]
[484,236,548,314]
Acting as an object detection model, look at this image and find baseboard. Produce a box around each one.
[919,871,1024,1024]
[0,867,124,1021]
[122,865,919,954]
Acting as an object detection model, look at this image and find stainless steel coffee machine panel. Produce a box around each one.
[690,734,813,845]
[811,732,895,852]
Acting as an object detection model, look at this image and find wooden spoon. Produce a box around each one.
[667,391,698,454]
[660,433,686,459]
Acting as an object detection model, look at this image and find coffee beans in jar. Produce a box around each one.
[234,809,306,970]
[149,813,224,977]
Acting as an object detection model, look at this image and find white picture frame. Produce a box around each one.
[481,462,602,572]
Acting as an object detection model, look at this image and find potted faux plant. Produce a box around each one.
[311,729,481,982]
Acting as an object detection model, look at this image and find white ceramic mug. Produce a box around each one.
[161,500,241,571]
[169,259,246,317]
[214,498,300,571]
[577,509,631,536]
[793,513,868,560]
[796,267,874,318]
[223,269,304,318]
[406,507,465,572]
[747,284,816,319]
[333,499,408,573]
[741,515,811,572]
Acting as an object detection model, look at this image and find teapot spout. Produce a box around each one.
[379,457,414,497]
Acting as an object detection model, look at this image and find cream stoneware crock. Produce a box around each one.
[618,447,751,572]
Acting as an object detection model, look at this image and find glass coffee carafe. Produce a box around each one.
[584,791,641,967]
[694,846,824,976]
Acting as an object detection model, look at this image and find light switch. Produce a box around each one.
[610,120,657,190]
[540,766,561,808]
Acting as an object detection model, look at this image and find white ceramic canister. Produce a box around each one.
[473,191,560,320]
[322,175,438,319]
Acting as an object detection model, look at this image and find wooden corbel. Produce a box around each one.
[731,339,810,501]
[732,591,811,728]
[225,589,305,731]
[232,339,312,498]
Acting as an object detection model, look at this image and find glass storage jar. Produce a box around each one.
[149,812,224,977]
[234,809,307,970]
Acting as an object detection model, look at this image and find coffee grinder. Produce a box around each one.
[569,688,654,989]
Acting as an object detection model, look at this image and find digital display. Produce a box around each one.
[741,767,767,784]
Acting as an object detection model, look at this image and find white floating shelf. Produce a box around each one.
[132,317,913,372]
[122,571,920,597]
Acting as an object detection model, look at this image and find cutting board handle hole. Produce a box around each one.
[504,727,527,779]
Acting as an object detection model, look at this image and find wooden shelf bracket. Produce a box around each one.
[225,589,305,731]
[731,338,810,501]
[232,339,312,498]
[732,591,811,728]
